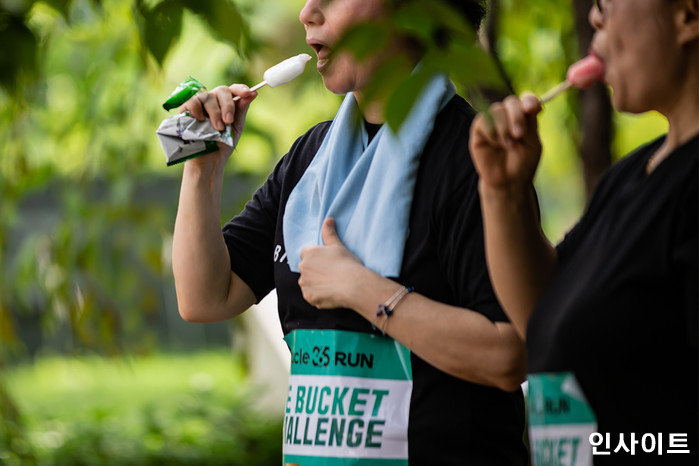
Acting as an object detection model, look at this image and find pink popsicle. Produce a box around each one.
[566,54,606,89]
[540,54,606,103]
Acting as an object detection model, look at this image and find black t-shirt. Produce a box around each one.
[527,135,699,465]
[364,120,382,142]
[222,95,528,465]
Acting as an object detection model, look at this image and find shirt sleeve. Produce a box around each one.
[221,122,331,304]
[221,158,285,303]
[435,167,509,323]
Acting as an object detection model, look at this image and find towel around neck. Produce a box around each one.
[283,73,456,277]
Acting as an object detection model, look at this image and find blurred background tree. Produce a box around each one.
[0,0,668,464]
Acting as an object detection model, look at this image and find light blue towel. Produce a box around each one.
[283,73,456,277]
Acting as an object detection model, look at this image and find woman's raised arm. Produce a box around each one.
[468,94,558,340]
[172,85,258,323]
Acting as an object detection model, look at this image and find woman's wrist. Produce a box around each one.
[346,268,407,323]
[340,263,375,311]
[183,152,229,188]
[478,178,533,206]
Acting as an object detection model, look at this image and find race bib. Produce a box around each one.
[283,329,412,466]
[528,372,598,466]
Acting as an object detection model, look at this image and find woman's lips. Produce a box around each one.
[588,48,608,84]
[307,39,332,70]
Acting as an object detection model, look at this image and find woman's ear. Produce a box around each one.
[676,0,699,45]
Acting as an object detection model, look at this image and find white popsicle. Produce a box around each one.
[233,53,313,101]
[264,53,313,87]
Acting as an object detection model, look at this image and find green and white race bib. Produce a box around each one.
[283,329,412,466]
[528,372,598,466]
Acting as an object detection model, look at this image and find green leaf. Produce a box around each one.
[333,21,390,61]
[426,0,478,38]
[137,0,184,65]
[443,43,505,88]
[358,54,414,112]
[392,2,438,44]
[385,67,433,131]
[395,0,478,46]
[184,0,248,54]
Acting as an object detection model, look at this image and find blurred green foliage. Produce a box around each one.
[0,0,510,361]
[2,351,282,465]
[0,0,669,463]
[0,0,335,366]
[0,1,295,462]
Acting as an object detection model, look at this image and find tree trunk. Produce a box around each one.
[573,0,613,200]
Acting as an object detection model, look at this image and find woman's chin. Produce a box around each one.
[318,58,367,95]
[321,75,355,95]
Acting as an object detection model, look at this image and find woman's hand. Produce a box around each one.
[179,84,257,163]
[298,218,368,310]
[469,93,557,341]
[469,93,543,192]
[299,220,527,390]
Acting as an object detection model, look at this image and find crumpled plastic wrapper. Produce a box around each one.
[156,112,234,166]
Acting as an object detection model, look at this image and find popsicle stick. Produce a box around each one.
[232,81,267,101]
[539,80,572,104]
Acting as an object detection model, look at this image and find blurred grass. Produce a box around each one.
[2,351,282,465]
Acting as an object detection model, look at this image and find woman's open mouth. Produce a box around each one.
[308,40,332,70]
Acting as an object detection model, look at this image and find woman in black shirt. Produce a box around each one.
[171,0,528,464]
[469,0,698,464]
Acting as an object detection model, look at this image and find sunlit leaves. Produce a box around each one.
[184,0,249,55]
[1,0,249,93]
[134,0,249,66]
[4,353,282,464]
[0,0,109,96]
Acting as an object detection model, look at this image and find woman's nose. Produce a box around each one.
[588,4,604,31]
[299,0,324,27]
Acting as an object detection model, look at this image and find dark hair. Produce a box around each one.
[445,0,487,32]
[427,0,487,47]
[391,0,487,34]
[390,0,488,50]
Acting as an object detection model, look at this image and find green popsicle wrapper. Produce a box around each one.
[162,76,206,111]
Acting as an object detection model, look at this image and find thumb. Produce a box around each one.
[321,218,343,246]
[521,92,543,116]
